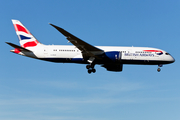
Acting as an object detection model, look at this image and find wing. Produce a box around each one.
[49,24,104,58]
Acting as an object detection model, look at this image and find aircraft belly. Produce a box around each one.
[39,58,85,63]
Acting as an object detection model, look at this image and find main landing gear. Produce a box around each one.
[86,57,96,74]
[86,64,96,74]
[157,64,163,72]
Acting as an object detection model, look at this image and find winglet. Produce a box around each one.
[49,23,72,38]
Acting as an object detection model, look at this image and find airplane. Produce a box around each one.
[6,20,175,74]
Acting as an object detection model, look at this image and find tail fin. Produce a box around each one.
[12,19,40,48]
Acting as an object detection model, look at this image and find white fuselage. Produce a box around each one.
[22,44,174,65]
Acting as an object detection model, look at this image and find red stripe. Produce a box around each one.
[143,50,163,53]
[22,40,39,48]
[14,24,30,34]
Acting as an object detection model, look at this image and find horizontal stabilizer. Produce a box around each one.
[6,42,31,52]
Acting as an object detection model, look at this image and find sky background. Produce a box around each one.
[0,0,180,120]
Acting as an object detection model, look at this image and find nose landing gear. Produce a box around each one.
[157,64,163,72]
[157,68,161,72]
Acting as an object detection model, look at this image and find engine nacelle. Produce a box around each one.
[104,51,121,62]
[102,64,123,72]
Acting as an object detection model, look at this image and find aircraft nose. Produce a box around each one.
[170,55,175,63]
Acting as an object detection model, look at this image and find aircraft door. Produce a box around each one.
[44,47,49,57]
[117,51,122,62]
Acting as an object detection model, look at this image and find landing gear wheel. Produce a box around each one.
[86,64,96,74]
[86,65,91,69]
[157,68,161,72]
[88,69,92,74]
[92,68,96,73]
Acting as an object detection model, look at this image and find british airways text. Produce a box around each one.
[124,53,155,57]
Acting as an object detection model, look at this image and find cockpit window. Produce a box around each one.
[165,53,170,55]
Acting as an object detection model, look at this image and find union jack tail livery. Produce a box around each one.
[12,19,40,48]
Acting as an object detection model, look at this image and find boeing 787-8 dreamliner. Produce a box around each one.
[6,20,175,74]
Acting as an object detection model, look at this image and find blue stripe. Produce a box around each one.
[19,35,31,40]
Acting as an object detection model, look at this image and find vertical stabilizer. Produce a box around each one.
[12,19,40,48]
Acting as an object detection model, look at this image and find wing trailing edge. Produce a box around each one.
[49,23,104,55]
